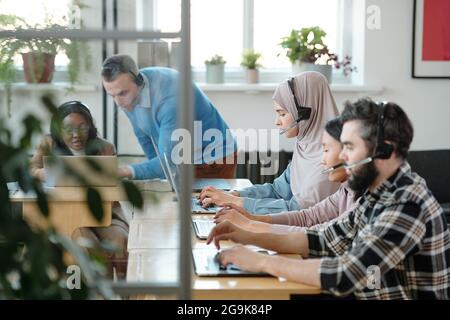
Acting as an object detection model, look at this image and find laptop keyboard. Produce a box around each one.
[193,219,215,239]
[191,198,220,213]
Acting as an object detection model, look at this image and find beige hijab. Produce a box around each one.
[272,71,340,208]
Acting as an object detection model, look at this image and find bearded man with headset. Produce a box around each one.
[207,98,450,299]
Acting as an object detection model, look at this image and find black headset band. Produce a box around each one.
[377,102,386,147]
[129,71,144,86]
[374,101,393,159]
[288,77,312,121]
[59,101,92,116]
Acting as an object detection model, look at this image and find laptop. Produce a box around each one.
[192,178,231,192]
[150,134,230,193]
[192,219,215,240]
[148,134,172,185]
[192,249,270,277]
[163,153,222,214]
[7,181,20,196]
[43,155,118,187]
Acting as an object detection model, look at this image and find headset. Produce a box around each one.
[101,58,144,87]
[279,77,312,135]
[322,101,394,174]
[373,101,394,159]
[59,100,92,116]
[129,71,144,87]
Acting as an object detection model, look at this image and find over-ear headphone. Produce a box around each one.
[101,56,144,87]
[321,102,394,174]
[373,102,394,159]
[279,78,312,135]
[288,77,312,121]
[59,100,92,116]
[129,71,144,87]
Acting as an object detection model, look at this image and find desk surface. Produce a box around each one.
[127,249,320,300]
[10,186,128,202]
[126,178,321,299]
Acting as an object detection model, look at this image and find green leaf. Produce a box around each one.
[35,186,49,217]
[86,187,103,222]
[121,180,144,209]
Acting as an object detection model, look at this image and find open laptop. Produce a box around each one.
[148,134,172,185]
[192,178,231,192]
[130,134,172,192]
[163,153,222,214]
[192,219,215,240]
[192,249,270,277]
[43,155,118,187]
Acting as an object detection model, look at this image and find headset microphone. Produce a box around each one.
[321,157,374,174]
[279,119,301,135]
[322,101,393,175]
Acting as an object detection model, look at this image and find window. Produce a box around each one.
[0,0,76,67]
[139,0,352,83]
[254,0,339,69]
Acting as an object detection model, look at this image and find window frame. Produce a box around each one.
[141,0,357,84]
[1,0,86,84]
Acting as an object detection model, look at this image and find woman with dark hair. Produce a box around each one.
[214,116,358,233]
[30,101,129,279]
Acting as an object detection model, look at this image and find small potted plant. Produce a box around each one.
[0,5,91,116]
[204,54,226,84]
[279,26,356,83]
[241,49,262,84]
[334,55,358,76]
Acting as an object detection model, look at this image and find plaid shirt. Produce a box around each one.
[306,162,450,299]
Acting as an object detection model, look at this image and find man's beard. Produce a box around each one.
[348,160,378,198]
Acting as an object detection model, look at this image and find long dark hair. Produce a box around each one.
[324,116,343,142]
[50,101,101,155]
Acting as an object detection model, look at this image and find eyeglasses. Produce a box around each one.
[62,125,90,136]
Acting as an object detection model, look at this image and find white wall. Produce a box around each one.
[1,0,449,154]
[209,0,450,152]
[363,0,450,150]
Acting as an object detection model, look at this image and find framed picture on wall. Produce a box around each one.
[412,0,450,78]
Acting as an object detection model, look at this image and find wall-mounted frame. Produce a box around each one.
[412,0,450,78]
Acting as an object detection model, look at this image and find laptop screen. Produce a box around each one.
[43,155,118,187]
[163,152,180,199]
[149,134,171,183]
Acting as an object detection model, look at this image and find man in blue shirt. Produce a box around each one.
[101,54,237,180]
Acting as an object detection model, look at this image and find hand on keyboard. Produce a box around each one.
[214,252,227,270]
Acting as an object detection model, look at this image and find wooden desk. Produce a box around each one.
[10,186,127,238]
[127,249,320,300]
[126,179,321,299]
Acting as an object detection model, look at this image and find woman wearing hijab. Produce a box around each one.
[199,71,340,213]
[30,101,129,279]
[214,117,358,233]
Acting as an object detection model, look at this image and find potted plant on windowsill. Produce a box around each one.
[205,54,226,84]
[241,49,262,84]
[279,27,356,83]
[0,7,91,116]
